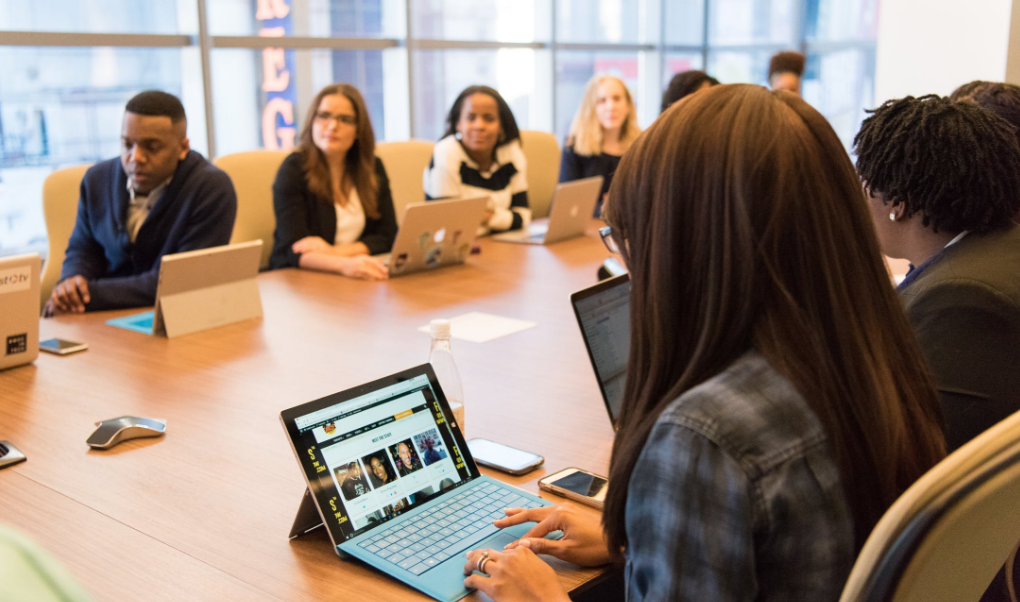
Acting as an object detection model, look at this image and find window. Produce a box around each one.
[0,45,205,257]
[0,0,880,257]
[414,49,550,141]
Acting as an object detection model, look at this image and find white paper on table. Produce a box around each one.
[418,312,537,343]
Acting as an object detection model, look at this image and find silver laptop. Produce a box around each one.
[492,176,603,245]
[0,254,41,371]
[281,364,559,602]
[378,197,488,277]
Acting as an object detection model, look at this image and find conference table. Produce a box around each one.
[0,227,617,601]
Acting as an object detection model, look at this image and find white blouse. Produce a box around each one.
[334,186,366,246]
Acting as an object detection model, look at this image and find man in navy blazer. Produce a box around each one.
[43,90,237,316]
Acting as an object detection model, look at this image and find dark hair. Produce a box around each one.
[442,85,521,146]
[951,81,1020,151]
[768,51,805,78]
[949,80,988,102]
[125,90,186,124]
[602,84,945,557]
[297,84,380,219]
[661,70,720,113]
[854,95,1020,234]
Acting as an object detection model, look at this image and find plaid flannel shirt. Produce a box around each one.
[624,351,856,601]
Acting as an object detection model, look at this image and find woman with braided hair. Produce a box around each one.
[855,94,1020,451]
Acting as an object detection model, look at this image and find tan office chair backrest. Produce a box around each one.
[214,150,289,270]
[41,163,92,307]
[376,140,435,225]
[518,130,562,219]
[839,408,1020,602]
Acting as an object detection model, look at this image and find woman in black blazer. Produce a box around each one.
[270,84,397,279]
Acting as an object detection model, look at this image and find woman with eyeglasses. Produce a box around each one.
[270,84,396,279]
[461,85,946,601]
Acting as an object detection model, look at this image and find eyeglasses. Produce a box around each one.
[315,111,357,126]
[599,226,620,254]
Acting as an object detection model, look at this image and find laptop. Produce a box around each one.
[379,197,488,277]
[570,274,630,430]
[0,253,41,371]
[492,176,603,245]
[107,240,263,338]
[280,364,559,602]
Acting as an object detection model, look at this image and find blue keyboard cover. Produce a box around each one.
[356,480,542,576]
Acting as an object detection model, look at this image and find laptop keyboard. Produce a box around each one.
[356,481,543,576]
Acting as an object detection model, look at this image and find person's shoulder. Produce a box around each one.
[82,157,122,182]
[432,135,464,160]
[499,138,526,163]
[655,351,829,477]
[178,151,234,189]
[911,227,1020,308]
[373,155,388,178]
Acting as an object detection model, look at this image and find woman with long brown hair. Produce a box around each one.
[460,85,946,601]
[270,84,396,279]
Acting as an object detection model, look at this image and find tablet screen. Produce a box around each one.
[282,367,476,542]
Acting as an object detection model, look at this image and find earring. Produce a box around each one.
[889,212,897,222]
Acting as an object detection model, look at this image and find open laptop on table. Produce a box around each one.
[0,253,41,371]
[492,176,603,245]
[281,364,559,602]
[378,197,488,277]
[570,274,630,430]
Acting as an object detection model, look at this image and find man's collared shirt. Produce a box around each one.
[125,176,171,243]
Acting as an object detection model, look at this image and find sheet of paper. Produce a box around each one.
[106,310,155,335]
[418,312,536,343]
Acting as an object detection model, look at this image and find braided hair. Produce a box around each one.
[853,95,1020,233]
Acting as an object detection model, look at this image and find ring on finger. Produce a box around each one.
[475,551,490,573]
[478,556,492,575]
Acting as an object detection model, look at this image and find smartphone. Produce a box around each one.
[39,338,88,355]
[538,467,608,510]
[467,438,544,475]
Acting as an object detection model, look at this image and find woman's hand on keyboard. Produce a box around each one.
[463,547,570,602]
[496,505,613,567]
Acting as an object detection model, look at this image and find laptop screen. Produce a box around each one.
[281,366,476,542]
[571,274,630,428]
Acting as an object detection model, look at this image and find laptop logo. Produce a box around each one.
[6,334,27,356]
[0,266,31,295]
[570,205,579,218]
[434,228,446,244]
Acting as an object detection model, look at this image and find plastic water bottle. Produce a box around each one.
[428,319,465,435]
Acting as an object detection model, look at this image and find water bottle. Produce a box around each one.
[428,319,465,435]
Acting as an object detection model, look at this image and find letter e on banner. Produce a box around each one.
[263,98,295,150]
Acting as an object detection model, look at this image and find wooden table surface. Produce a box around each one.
[0,230,617,601]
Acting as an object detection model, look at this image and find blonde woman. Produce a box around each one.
[560,75,641,216]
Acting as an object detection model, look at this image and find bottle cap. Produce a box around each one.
[430,319,451,339]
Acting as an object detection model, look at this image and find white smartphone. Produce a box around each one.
[467,438,544,475]
[538,467,608,510]
[39,338,88,355]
